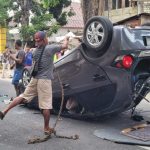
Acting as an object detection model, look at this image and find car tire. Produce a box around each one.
[83,16,113,58]
[22,68,31,88]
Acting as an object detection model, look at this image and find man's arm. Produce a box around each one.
[9,51,25,64]
[9,54,23,64]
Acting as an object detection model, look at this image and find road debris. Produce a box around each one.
[121,123,150,141]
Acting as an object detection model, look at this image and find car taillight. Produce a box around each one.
[122,55,133,69]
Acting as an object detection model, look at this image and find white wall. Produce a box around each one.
[72,0,81,3]
[49,28,83,42]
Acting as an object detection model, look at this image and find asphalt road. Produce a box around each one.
[0,79,150,150]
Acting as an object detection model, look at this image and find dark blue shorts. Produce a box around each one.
[12,69,23,85]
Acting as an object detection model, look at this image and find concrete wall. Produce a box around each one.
[103,0,150,23]
[118,18,141,27]
[104,7,138,23]
[141,15,150,24]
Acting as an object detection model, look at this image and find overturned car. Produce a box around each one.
[20,16,150,119]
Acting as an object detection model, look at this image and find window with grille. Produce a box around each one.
[112,0,116,9]
[105,0,109,11]
[125,0,130,7]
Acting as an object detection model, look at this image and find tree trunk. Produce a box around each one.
[81,0,104,25]
[20,0,30,26]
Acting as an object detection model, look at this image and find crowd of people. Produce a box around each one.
[1,46,14,78]
[0,40,34,96]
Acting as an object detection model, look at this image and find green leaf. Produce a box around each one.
[2,0,72,40]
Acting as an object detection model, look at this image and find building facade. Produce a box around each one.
[104,0,150,23]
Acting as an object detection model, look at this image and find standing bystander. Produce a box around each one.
[0,31,69,135]
[9,40,25,96]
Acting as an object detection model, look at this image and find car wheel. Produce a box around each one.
[83,16,113,58]
[22,68,31,88]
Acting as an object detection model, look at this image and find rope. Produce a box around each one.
[52,70,64,129]
[28,70,79,144]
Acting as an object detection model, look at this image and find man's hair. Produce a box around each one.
[15,39,22,47]
[34,31,46,40]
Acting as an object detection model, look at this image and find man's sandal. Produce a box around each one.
[0,111,5,120]
[44,128,55,135]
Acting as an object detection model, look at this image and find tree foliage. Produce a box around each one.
[0,0,11,27]
[6,0,72,41]
[41,0,60,8]
[48,0,72,25]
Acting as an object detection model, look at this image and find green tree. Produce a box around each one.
[7,0,72,41]
[0,0,11,27]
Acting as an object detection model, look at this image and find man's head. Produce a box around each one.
[34,31,48,47]
[15,40,22,50]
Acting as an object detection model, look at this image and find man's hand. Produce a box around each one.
[61,36,70,50]
[9,53,15,60]
[10,63,15,70]
[65,36,70,41]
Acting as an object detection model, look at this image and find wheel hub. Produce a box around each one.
[86,21,104,48]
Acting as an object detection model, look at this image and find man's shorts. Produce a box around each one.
[12,69,23,85]
[20,78,52,109]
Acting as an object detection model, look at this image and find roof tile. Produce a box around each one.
[63,2,84,28]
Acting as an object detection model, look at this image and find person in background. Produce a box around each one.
[9,40,25,96]
[24,41,33,67]
[0,31,69,136]
[1,46,10,78]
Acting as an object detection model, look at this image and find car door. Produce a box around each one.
[52,48,111,98]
